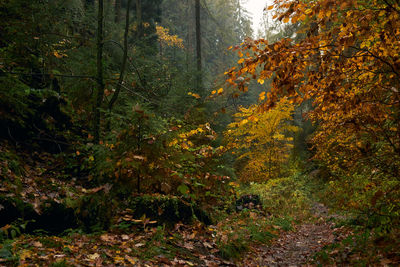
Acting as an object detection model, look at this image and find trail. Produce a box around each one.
[241,203,345,267]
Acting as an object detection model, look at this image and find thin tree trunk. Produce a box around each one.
[94,0,105,144]
[135,0,143,38]
[195,0,202,92]
[186,0,191,72]
[85,0,95,10]
[108,0,131,112]
[115,0,121,23]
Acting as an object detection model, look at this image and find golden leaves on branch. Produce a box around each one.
[224,0,400,178]
[224,99,299,182]
[156,25,184,48]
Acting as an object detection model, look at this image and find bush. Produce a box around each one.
[240,174,312,218]
[323,172,400,234]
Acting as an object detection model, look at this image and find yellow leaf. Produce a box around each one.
[211,90,216,95]
[258,79,265,85]
[238,58,245,64]
[20,250,32,261]
[283,17,290,23]
[191,93,201,99]
[326,10,332,17]
[305,9,313,15]
[267,5,274,10]
[240,119,248,125]
[125,255,137,264]
[259,91,266,101]
[53,51,63,59]
[217,88,224,95]
[114,255,125,263]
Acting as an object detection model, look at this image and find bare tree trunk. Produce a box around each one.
[186,0,191,72]
[84,0,95,10]
[195,0,202,92]
[94,0,105,144]
[135,0,143,38]
[115,0,121,23]
[108,0,131,112]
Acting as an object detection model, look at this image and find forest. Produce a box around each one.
[0,0,399,266]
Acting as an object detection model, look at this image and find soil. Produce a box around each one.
[240,203,345,267]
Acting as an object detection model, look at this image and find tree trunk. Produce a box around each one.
[135,0,143,38]
[195,0,202,92]
[186,0,191,72]
[94,0,105,144]
[108,0,131,112]
[84,0,95,10]
[115,0,121,23]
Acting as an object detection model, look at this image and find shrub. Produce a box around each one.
[240,174,311,218]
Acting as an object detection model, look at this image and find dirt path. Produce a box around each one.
[241,203,342,266]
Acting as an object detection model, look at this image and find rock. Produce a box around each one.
[128,195,211,226]
[75,192,114,232]
[1,197,79,236]
[26,201,78,234]
[0,196,37,228]
[0,197,21,227]
[235,194,262,211]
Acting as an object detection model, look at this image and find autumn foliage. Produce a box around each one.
[225,98,299,182]
[226,0,400,224]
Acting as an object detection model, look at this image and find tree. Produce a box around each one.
[195,0,202,92]
[225,98,299,182]
[115,0,121,23]
[226,0,400,220]
[108,0,132,113]
[93,0,105,144]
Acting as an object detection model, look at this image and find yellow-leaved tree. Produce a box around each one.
[225,98,299,182]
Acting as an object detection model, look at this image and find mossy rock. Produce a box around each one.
[0,197,78,235]
[128,195,211,226]
[0,196,37,227]
[75,192,115,232]
[26,201,78,234]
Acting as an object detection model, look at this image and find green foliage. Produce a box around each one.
[323,172,400,234]
[0,241,17,264]
[0,219,32,242]
[0,146,23,177]
[239,174,312,219]
[215,210,277,260]
[50,260,73,267]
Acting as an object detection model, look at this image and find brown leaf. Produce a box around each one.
[32,241,43,248]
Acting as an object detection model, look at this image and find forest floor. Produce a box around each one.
[1,146,398,266]
[1,202,351,267]
[242,203,350,267]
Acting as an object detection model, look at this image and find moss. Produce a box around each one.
[75,192,115,232]
[128,195,211,227]
[0,196,36,227]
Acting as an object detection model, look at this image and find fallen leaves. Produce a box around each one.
[87,253,100,260]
